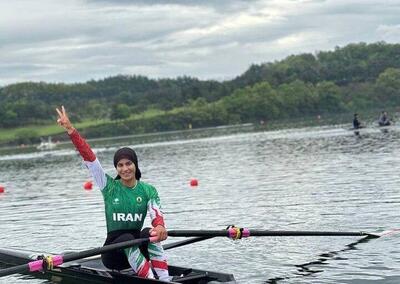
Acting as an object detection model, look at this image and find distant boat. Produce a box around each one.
[37,137,57,151]
[378,124,394,133]
[347,123,397,136]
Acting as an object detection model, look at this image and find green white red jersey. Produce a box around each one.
[69,129,165,233]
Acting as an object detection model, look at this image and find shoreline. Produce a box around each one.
[1,107,398,151]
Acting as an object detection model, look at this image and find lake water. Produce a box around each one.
[0,124,400,283]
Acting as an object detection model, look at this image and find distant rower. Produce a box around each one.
[378,111,391,126]
[353,113,362,129]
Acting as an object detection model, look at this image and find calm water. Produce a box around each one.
[0,125,400,284]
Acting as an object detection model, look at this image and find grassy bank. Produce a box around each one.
[0,120,108,145]
[0,108,172,146]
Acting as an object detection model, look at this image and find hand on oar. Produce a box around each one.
[150,225,168,242]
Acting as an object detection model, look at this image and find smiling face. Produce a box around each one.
[116,158,136,186]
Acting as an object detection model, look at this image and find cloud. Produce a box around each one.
[376,24,400,42]
[85,0,259,13]
[0,0,399,85]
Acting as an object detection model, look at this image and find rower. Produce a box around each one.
[378,111,391,126]
[353,113,363,129]
[56,106,170,281]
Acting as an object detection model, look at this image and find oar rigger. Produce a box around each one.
[226,225,250,239]
[36,254,63,273]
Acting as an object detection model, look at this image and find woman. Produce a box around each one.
[56,106,169,280]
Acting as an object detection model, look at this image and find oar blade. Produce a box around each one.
[365,229,400,239]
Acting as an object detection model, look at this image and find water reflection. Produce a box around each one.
[265,236,376,283]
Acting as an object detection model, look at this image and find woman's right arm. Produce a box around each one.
[56,106,107,190]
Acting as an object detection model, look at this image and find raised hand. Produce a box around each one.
[56,106,74,134]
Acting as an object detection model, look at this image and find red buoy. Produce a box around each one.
[83,181,93,190]
[0,185,5,193]
[190,179,198,187]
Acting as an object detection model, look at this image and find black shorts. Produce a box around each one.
[101,227,151,270]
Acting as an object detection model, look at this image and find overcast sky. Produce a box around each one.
[0,0,399,86]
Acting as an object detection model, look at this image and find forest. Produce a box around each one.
[1,42,400,144]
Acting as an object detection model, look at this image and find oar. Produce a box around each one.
[163,236,214,250]
[168,228,400,239]
[0,236,158,277]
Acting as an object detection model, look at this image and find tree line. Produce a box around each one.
[1,41,400,139]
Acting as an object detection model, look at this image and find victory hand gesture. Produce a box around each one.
[56,106,74,134]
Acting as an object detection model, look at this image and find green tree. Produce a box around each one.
[375,68,400,105]
[110,104,131,120]
[277,80,318,116]
[315,81,346,113]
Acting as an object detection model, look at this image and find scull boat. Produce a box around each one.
[0,247,236,283]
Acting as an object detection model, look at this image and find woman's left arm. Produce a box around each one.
[148,189,167,241]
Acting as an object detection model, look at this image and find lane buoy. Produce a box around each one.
[190,179,198,187]
[83,181,93,190]
[0,185,5,193]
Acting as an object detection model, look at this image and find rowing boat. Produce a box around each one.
[0,247,236,283]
